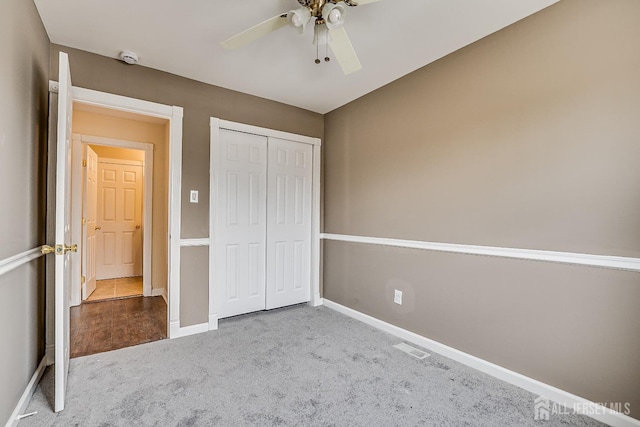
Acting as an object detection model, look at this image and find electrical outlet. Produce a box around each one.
[190,190,198,203]
[394,289,403,305]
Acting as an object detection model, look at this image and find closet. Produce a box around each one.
[212,125,317,319]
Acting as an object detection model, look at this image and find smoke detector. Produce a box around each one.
[118,51,139,65]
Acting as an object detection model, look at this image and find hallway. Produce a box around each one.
[70,296,167,358]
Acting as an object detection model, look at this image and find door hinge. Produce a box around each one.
[82,159,87,167]
[81,276,85,284]
[82,217,87,225]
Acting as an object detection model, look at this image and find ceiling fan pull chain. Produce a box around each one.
[315,24,321,64]
[324,26,330,62]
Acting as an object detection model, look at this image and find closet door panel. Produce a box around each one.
[266,138,313,309]
[216,129,267,318]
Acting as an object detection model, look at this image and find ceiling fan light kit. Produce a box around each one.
[221,0,382,75]
[287,7,312,33]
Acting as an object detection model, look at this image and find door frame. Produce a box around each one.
[70,134,153,305]
[72,87,183,339]
[46,83,185,366]
[208,118,322,331]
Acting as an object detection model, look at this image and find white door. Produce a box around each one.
[215,129,267,319]
[82,145,98,299]
[265,138,313,309]
[96,160,143,279]
[54,51,74,413]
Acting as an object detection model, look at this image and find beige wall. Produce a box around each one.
[73,109,169,293]
[0,0,49,424]
[179,246,209,327]
[52,44,324,326]
[90,145,145,162]
[323,0,640,418]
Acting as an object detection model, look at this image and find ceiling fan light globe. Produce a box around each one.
[322,3,346,30]
[287,7,312,34]
[328,9,342,24]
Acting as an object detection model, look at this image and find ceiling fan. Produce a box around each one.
[221,0,382,75]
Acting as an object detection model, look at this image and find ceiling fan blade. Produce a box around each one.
[342,0,383,6]
[221,14,288,50]
[328,27,362,75]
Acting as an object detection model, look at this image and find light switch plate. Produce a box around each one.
[394,289,403,305]
[190,190,198,203]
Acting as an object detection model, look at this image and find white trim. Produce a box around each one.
[309,144,322,307]
[73,87,176,119]
[168,106,183,339]
[323,299,640,427]
[71,134,154,301]
[179,238,210,247]
[209,118,220,330]
[0,247,43,278]
[50,84,183,341]
[96,158,143,166]
[208,314,219,331]
[169,321,209,339]
[321,233,640,273]
[78,134,155,152]
[217,119,321,146]
[5,357,46,427]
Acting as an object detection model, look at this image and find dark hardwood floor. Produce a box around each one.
[70,296,167,358]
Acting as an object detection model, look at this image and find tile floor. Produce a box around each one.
[70,296,167,358]
[86,276,143,302]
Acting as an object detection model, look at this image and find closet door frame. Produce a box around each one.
[209,118,321,329]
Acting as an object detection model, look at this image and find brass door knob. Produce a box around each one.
[41,245,56,255]
[135,225,141,229]
[95,226,102,231]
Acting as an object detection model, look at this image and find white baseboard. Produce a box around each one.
[5,357,46,427]
[169,321,209,339]
[323,299,639,427]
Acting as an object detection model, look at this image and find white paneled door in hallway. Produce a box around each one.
[96,159,143,279]
[213,126,316,320]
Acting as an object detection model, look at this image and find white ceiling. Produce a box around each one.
[34,0,558,114]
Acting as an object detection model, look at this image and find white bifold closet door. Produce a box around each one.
[215,130,313,319]
[216,130,268,319]
[265,138,312,309]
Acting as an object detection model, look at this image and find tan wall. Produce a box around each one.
[73,109,169,293]
[51,44,324,326]
[323,0,640,417]
[0,0,49,424]
[90,145,145,162]
[179,246,209,327]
